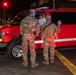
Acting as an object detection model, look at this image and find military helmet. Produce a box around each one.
[30,9,36,13]
[46,15,51,20]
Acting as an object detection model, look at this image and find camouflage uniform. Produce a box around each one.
[20,10,40,67]
[41,16,61,64]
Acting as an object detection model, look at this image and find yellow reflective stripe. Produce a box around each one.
[55,50,76,75]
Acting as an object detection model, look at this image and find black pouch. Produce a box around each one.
[18,35,22,39]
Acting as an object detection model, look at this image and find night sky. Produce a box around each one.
[0,0,35,19]
[0,0,76,19]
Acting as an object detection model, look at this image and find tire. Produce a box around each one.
[6,39,23,60]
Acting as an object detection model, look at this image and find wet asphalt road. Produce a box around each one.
[0,48,76,75]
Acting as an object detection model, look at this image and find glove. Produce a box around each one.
[57,20,62,26]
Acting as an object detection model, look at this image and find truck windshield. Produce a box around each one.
[9,10,30,26]
[9,10,46,26]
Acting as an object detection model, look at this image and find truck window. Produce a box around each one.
[51,12,76,24]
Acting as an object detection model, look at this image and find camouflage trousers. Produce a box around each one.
[43,37,56,61]
[22,34,36,65]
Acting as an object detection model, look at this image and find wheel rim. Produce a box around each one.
[12,45,23,58]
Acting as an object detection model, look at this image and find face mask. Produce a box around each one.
[39,18,46,25]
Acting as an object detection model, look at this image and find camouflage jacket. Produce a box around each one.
[41,21,61,38]
[20,16,40,36]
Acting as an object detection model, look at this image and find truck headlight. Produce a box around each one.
[0,32,3,42]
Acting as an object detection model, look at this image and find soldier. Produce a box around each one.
[41,16,62,65]
[20,9,40,68]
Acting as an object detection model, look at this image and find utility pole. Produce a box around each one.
[2,0,8,24]
[53,0,55,9]
[53,0,59,9]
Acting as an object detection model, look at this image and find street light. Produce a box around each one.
[3,2,8,9]
[3,2,8,7]
[2,1,8,24]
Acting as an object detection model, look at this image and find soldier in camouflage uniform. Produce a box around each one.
[20,9,40,68]
[41,16,62,65]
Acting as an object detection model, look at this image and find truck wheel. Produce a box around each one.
[6,39,23,60]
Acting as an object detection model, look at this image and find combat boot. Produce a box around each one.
[22,62,27,67]
[43,61,49,65]
[31,63,38,68]
[51,59,54,63]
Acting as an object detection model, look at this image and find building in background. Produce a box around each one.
[30,0,76,9]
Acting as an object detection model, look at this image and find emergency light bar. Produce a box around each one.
[35,7,49,10]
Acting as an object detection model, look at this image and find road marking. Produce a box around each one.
[55,50,76,75]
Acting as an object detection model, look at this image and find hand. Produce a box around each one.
[55,33,58,39]
[56,36,58,39]
[57,20,62,25]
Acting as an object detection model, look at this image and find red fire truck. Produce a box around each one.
[0,9,76,59]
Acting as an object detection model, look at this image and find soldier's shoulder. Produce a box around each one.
[43,21,51,26]
[24,16,31,20]
[49,22,53,25]
[21,17,32,24]
[21,17,27,22]
[51,23,56,26]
